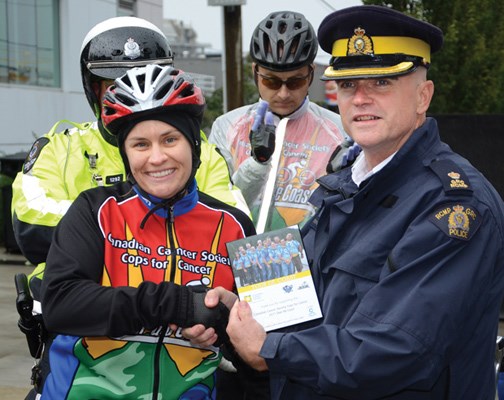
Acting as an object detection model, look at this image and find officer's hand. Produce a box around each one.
[250,100,275,163]
[326,140,362,173]
[227,300,268,371]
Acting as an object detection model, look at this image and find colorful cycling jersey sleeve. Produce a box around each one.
[209,98,347,231]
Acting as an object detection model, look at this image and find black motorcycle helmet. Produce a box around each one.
[250,11,317,72]
[80,16,174,121]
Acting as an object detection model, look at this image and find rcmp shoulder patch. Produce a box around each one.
[23,137,50,174]
[429,159,472,195]
[428,203,482,241]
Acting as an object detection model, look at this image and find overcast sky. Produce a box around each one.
[163,0,363,62]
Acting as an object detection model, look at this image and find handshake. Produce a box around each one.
[175,284,230,346]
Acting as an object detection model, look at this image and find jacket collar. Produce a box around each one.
[270,96,310,123]
[133,178,198,220]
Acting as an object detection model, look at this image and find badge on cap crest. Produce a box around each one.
[124,38,141,59]
[347,27,373,56]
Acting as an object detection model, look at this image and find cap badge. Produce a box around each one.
[124,38,141,59]
[347,27,373,56]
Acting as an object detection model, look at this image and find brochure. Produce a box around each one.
[226,225,322,331]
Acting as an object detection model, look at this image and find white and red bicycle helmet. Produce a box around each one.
[102,64,205,178]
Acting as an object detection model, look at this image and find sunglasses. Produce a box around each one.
[255,67,313,91]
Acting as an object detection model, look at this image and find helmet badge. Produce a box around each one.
[124,38,141,59]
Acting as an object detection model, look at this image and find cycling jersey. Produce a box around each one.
[40,179,255,399]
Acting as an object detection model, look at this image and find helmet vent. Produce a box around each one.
[277,41,285,61]
[156,80,174,100]
[178,83,194,98]
[116,92,136,107]
[278,21,287,34]
[151,66,162,82]
[137,75,146,93]
[102,106,116,116]
[122,75,132,87]
[261,36,270,58]
[174,77,184,90]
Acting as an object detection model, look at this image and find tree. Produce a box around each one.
[202,87,224,135]
[202,56,258,133]
[362,0,504,113]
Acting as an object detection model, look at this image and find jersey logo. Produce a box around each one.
[429,203,481,241]
[23,137,50,174]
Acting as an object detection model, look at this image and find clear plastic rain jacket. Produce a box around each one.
[261,118,504,399]
[12,120,248,293]
[40,179,255,399]
[209,98,346,231]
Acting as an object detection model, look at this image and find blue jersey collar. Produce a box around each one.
[133,178,198,219]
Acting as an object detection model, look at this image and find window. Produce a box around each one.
[0,0,60,87]
[118,0,136,16]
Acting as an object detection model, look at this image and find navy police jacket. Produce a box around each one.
[260,118,504,399]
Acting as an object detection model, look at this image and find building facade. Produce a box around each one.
[0,0,163,156]
[0,0,328,157]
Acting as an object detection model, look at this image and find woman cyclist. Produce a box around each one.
[39,64,255,399]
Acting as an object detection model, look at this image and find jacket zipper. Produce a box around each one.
[152,326,168,400]
[167,206,176,282]
[154,206,175,399]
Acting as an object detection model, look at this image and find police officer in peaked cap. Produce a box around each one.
[195,5,504,400]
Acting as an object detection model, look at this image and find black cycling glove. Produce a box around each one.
[250,100,276,163]
[176,285,230,346]
[326,139,362,173]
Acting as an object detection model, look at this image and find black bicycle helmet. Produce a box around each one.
[102,64,205,181]
[250,11,317,72]
[80,16,174,120]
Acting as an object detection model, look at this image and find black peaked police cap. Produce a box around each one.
[318,5,444,80]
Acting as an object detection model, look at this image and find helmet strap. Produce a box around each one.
[97,119,119,147]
